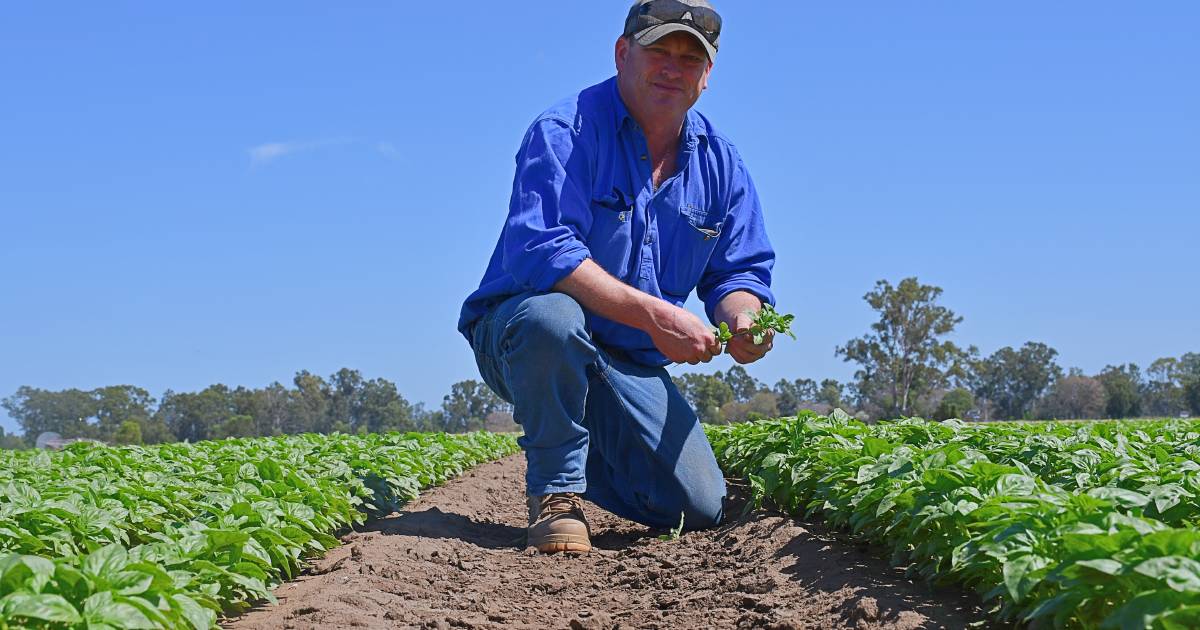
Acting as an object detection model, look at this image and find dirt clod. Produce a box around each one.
[570,610,614,630]
[853,596,881,622]
[227,455,984,629]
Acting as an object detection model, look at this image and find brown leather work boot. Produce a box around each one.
[527,492,592,554]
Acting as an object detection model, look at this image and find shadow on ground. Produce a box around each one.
[365,506,526,549]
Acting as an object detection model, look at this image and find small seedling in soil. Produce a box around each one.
[714,304,796,347]
[658,512,686,541]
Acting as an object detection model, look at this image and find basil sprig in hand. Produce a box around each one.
[714,304,796,347]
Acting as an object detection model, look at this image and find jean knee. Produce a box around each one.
[509,293,587,353]
[651,475,725,531]
[683,477,726,530]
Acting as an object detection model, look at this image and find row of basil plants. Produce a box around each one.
[0,431,519,629]
[707,412,1200,629]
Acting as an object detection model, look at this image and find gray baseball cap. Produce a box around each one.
[623,0,722,61]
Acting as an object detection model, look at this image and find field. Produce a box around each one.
[0,432,518,628]
[4,415,1198,628]
[707,412,1200,629]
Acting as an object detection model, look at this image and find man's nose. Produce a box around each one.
[661,58,682,78]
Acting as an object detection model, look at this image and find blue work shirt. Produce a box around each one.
[458,76,775,366]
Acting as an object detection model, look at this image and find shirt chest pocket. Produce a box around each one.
[587,190,635,280]
[659,203,723,296]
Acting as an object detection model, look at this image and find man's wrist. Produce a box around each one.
[715,290,763,324]
[640,292,677,333]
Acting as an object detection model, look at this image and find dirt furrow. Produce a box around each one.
[228,454,986,629]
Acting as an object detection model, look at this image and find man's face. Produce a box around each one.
[616,32,713,123]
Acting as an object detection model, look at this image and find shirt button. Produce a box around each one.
[640,154,648,160]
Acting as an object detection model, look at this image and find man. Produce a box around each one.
[458,0,775,554]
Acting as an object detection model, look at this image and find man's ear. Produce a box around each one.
[615,36,629,71]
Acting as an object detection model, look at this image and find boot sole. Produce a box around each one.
[530,534,592,554]
[534,541,592,554]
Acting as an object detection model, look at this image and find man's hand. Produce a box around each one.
[724,309,773,364]
[716,291,774,365]
[648,303,722,364]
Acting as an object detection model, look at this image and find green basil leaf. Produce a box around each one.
[3,593,83,624]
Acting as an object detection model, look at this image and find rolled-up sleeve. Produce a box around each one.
[697,155,776,323]
[501,117,594,291]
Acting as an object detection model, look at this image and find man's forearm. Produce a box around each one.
[552,259,670,333]
[553,259,727,364]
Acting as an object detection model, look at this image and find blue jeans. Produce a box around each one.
[468,291,726,530]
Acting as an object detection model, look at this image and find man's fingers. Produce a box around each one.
[728,336,770,364]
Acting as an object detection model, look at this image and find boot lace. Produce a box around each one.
[539,492,585,520]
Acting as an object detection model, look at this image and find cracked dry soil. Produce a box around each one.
[228,455,988,630]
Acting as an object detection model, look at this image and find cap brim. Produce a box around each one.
[633,23,717,61]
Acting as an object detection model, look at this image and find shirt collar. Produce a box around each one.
[608,76,707,144]
[609,76,635,132]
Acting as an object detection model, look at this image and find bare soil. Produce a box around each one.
[228,455,989,630]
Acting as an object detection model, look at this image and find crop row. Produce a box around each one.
[0,431,519,629]
[706,412,1200,629]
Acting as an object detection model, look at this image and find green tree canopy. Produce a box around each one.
[1184,380,1200,416]
[359,377,418,433]
[972,342,1063,420]
[289,371,331,434]
[772,378,817,416]
[2,386,99,439]
[92,386,156,437]
[933,388,975,421]
[817,379,846,410]
[441,380,511,432]
[111,419,143,445]
[328,368,366,433]
[0,427,27,449]
[1097,364,1143,419]
[673,373,734,425]
[718,366,762,403]
[1184,352,1200,416]
[156,385,235,443]
[1144,357,1185,416]
[212,414,256,440]
[837,277,966,418]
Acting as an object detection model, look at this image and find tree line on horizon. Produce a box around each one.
[825,278,1198,423]
[0,369,518,449]
[3,277,1198,449]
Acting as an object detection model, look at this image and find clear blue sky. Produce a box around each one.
[2,2,1197,433]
